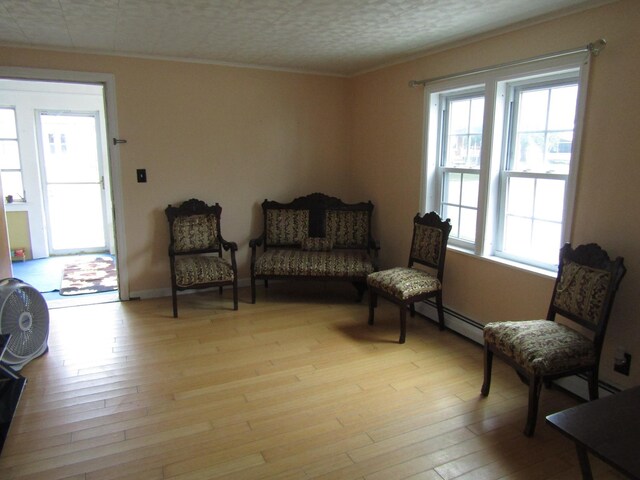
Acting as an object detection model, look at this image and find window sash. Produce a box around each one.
[506,80,578,176]
[496,171,568,268]
[436,91,484,247]
[0,107,25,201]
[495,78,579,268]
[439,167,480,243]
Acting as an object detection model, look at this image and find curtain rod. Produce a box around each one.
[408,38,606,88]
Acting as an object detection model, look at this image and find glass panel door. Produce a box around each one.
[37,112,108,254]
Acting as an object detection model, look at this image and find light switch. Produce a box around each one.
[136,169,147,183]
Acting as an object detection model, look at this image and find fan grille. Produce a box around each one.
[0,280,49,360]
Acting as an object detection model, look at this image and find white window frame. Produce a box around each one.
[436,89,485,248]
[0,106,26,202]
[421,52,590,272]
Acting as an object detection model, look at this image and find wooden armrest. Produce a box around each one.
[249,234,264,249]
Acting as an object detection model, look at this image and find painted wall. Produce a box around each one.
[0,48,351,297]
[350,0,640,388]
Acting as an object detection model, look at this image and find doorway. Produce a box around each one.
[0,69,129,306]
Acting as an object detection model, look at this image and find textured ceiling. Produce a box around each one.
[0,0,613,76]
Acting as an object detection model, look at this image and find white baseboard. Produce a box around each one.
[414,301,484,345]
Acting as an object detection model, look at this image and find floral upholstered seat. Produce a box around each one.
[367,212,451,344]
[367,267,441,301]
[174,255,235,288]
[483,320,595,377]
[254,250,374,278]
[481,243,626,436]
[165,199,238,317]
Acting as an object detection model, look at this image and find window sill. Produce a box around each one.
[3,202,28,212]
[447,244,557,280]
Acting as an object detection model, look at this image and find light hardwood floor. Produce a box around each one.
[0,284,624,480]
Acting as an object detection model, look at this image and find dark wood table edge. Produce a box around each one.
[546,388,640,480]
[545,416,595,480]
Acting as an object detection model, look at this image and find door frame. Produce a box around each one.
[0,67,129,301]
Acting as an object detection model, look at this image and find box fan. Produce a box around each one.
[0,278,49,370]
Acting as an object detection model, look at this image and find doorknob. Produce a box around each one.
[112,138,127,145]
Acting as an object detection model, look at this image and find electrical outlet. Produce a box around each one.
[614,351,631,376]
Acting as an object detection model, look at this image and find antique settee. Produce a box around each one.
[250,193,379,302]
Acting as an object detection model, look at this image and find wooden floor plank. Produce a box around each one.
[0,286,623,480]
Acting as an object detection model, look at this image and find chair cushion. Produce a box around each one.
[254,250,374,277]
[367,267,441,301]
[175,255,234,287]
[483,320,595,376]
[173,214,219,252]
[411,224,443,266]
[266,209,309,246]
[301,237,333,251]
[326,210,369,248]
[553,260,611,326]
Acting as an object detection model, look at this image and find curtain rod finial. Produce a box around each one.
[588,38,607,56]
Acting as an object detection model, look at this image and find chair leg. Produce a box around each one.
[251,275,256,304]
[524,375,542,437]
[368,290,376,325]
[409,303,415,317]
[171,288,178,318]
[481,345,493,396]
[436,291,445,330]
[399,305,407,344]
[233,280,238,311]
[588,368,599,400]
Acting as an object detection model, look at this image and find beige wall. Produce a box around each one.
[0,0,637,388]
[350,0,640,388]
[0,48,351,294]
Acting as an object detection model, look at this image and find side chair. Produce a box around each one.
[367,211,452,343]
[165,198,238,317]
[481,243,626,436]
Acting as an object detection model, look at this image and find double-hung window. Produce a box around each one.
[422,52,589,271]
[499,79,578,266]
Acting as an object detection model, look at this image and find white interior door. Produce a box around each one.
[37,111,108,254]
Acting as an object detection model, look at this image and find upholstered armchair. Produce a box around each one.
[481,243,626,436]
[165,199,238,317]
[367,211,452,343]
